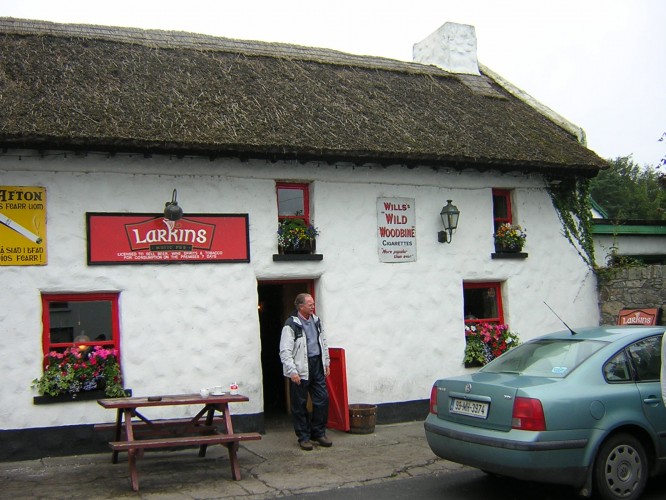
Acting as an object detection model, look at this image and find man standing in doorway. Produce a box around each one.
[279,293,332,450]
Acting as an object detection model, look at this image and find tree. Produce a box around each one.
[589,156,666,220]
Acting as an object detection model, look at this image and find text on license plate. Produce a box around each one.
[450,398,489,419]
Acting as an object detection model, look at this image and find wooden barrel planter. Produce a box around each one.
[349,404,377,434]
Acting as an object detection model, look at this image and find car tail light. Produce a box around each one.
[511,397,546,430]
[429,385,438,414]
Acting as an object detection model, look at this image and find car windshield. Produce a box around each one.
[480,339,606,378]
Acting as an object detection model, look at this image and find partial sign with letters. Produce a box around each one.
[0,186,47,266]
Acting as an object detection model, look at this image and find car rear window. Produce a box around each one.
[481,339,606,378]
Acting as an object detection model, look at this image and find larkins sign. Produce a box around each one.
[87,213,250,264]
[616,308,660,326]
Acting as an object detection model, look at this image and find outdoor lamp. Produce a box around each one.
[163,188,183,221]
[438,199,460,244]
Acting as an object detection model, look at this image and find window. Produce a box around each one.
[463,282,504,325]
[486,339,605,377]
[626,336,662,382]
[41,292,121,361]
[492,189,512,234]
[604,336,662,383]
[276,182,310,225]
[604,351,632,382]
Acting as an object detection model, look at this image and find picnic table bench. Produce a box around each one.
[96,393,261,491]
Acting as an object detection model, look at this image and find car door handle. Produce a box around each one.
[642,397,661,405]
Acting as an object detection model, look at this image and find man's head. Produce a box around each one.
[295,293,315,319]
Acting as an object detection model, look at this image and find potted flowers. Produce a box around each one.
[32,345,126,399]
[494,223,526,253]
[277,218,319,254]
[464,323,520,366]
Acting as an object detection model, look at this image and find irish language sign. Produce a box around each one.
[87,213,250,264]
[0,186,47,266]
[377,197,416,263]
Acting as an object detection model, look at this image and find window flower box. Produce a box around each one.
[494,223,526,253]
[32,346,126,402]
[464,323,520,366]
[277,219,319,255]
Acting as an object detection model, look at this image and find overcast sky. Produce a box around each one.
[3,0,665,167]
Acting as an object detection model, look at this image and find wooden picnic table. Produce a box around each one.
[96,393,261,491]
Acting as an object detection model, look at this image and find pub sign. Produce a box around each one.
[616,308,661,326]
[87,213,250,264]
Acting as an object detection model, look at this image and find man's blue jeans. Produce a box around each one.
[290,355,329,442]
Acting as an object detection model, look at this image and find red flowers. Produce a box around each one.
[464,323,521,365]
[32,346,125,397]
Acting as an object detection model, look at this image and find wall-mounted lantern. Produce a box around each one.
[438,199,460,244]
[163,189,184,221]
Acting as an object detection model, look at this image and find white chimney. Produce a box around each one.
[413,22,480,75]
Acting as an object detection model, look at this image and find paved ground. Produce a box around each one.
[0,420,462,499]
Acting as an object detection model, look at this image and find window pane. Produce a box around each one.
[49,300,113,345]
[604,351,631,382]
[277,188,305,217]
[484,339,605,377]
[627,336,662,381]
[464,287,498,320]
[493,193,508,219]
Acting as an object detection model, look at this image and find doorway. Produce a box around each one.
[257,280,314,421]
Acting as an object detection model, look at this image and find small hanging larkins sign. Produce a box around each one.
[616,308,660,326]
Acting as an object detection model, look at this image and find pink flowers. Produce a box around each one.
[464,323,521,365]
[32,345,125,397]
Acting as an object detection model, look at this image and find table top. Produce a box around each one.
[97,392,249,409]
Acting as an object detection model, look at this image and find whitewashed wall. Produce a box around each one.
[593,234,665,267]
[0,152,599,429]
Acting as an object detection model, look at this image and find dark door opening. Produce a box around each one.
[258,280,313,421]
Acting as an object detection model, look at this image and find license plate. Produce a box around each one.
[450,398,489,419]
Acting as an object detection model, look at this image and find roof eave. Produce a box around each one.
[0,137,602,177]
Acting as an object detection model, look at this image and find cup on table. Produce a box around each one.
[199,388,210,398]
[211,385,224,395]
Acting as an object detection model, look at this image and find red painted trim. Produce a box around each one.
[327,347,350,432]
[492,189,512,226]
[276,182,311,225]
[463,281,505,325]
[40,292,121,366]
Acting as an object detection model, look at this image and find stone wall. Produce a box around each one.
[598,265,666,325]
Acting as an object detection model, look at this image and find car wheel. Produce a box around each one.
[593,433,647,500]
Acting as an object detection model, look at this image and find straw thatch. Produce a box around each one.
[0,18,607,175]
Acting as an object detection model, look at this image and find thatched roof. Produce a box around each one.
[0,18,608,176]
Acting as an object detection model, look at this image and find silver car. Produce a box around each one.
[424,325,666,500]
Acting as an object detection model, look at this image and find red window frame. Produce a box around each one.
[463,282,504,326]
[492,189,512,233]
[276,182,310,225]
[41,292,121,364]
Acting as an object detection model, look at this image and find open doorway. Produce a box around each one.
[257,280,314,423]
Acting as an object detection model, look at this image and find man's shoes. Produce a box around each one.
[313,435,333,447]
[299,440,314,451]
